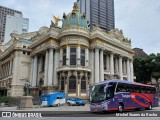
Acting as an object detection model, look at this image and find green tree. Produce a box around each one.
[151,54,160,97]
[134,53,160,85]
[133,57,152,84]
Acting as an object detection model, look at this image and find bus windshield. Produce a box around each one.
[90,84,115,103]
[90,84,106,103]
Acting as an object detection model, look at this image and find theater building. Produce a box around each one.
[0,3,134,98]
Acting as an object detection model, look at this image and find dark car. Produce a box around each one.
[67,98,85,106]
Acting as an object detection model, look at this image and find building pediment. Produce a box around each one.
[30,27,60,49]
[109,29,131,44]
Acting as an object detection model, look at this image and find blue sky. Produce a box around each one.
[0,0,160,54]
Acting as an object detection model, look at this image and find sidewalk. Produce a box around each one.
[0,104,90,111]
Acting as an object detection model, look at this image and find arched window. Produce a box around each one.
[61,77,64,90]
[69,76,76,93]
[81,76,86,92]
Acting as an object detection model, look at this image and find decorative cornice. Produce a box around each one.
[57,65,91,72]
[58,27,90,39]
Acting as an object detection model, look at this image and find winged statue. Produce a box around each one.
[52,16,61,27]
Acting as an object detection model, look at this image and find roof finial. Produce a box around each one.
[73,2,79,12]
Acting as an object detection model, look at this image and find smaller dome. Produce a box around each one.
[38,26,49,35]
[62,2,89,29]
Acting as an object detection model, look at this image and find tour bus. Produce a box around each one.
[90,80,159,112]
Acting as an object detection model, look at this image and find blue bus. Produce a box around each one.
[90,80,159,112]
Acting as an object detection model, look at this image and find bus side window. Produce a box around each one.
[127,85,131,92]
[116,83,126,92]
[153,88,156,94]
[108,82,117,92]
[133,85,140,93]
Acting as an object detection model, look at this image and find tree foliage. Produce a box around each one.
[133,53,160,84]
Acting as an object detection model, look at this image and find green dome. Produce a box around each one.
[62,2,89,29]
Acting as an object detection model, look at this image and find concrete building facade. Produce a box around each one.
[0,3,134,98]
[77,0,115,31]
[0,5,29,43]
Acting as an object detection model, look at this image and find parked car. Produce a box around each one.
[67,98,85,106]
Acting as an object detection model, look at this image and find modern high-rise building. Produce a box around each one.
[77,0,115,31]
[0,6,29,43]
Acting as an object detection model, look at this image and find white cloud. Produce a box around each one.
[115,0,160,54]
[0,0,76,31]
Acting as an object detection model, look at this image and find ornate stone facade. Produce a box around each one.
[0,3,134,98]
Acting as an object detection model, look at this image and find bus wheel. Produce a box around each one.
[118,104,123,112]
[148,103,152,110]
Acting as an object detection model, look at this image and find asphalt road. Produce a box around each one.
[40,107,160,117]
[0,105,160,119]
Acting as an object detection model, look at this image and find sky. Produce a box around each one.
[0,0,160,54]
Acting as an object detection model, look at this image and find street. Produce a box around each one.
[0,104,160,118]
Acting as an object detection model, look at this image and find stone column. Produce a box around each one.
[127,58,131,81]
[9,60,12,75]
[77,76,80,97]
[30,57,34,84]
[85,74,89,97]
[6,63,8,77]
[59,48,63,67]
[90,49,94,85]
[32,55,38,87]
[95,48,99,83]
[3,65,5,77]
[48,48,54,86]
[115,57,119,74]
[66,46,70,65]
[100,49,104,81]
[130,59,134,82]
[6,64,8,76]
[119,55,123,80]
[64,76,69,97]
[107,54,110,71]
[85,48,89,67]
[39,55,43,72]
[3,65,5,78]
[37,55,42,86]
[11,60,13,74]
[110,52,114,76]
[4,65,6,77]
[7,63,10,76]
[44,50,49,85]
[1,65,3,78]
[123,60,127,75]
[53,49,59,86]
[77,45,81,65]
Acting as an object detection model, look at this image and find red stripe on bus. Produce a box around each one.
[124,107,136,110]
[131,93,149,108]
[108,108,118,111]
